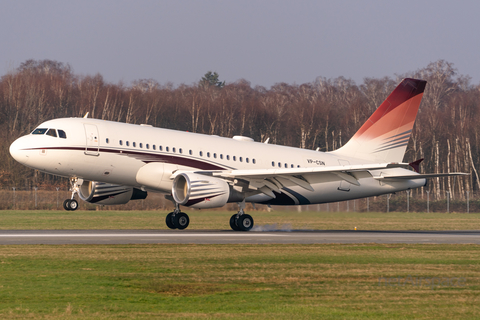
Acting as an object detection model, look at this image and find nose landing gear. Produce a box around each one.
[63,177,79,211]
[63,198,79,211]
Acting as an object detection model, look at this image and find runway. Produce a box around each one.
[0,229,479,245]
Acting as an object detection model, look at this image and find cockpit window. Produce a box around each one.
[32,128,48,135]
[31,128,67,139]
[46,129,57,137]
[58,130,67,139]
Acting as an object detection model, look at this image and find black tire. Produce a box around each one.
[165,212,176,229]
[173,212,190,230]
[63,199,71,211]
[69,199,79,211]
[229,214,240,231]
[237,214,254,231]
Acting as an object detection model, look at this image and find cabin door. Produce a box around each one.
[84,124,100,156]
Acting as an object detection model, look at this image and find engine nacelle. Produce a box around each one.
[172,173,230,209]
[78,181,147,205]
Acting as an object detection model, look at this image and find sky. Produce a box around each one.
[1,0,479,88]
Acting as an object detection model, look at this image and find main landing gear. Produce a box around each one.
[164,200,255,231]
[165,202,190,230]
[63,177,79,211]
[229,200,254,232]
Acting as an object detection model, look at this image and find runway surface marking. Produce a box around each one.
[0,230,479,245]
[0,233,281,237]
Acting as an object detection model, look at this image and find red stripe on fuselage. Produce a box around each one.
[23,146,230,171]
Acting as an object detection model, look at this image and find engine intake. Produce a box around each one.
[78,181,147,205]
[172,173,230,209]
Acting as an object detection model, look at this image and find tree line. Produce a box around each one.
[1,59,479,200]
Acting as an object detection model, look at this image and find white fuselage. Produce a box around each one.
[9,117,424,206]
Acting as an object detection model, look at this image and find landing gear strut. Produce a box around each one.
[63,177,79,211]
[166,202,190,230]
[230,200,254,231]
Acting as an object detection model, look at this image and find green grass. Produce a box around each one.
[1,211,480,319]
[0,244,479,319]
[1,209,480,230]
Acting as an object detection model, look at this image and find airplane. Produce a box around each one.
[9,78,466,231]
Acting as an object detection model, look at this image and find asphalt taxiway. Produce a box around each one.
[0,229,479,245]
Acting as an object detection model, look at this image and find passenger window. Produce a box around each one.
[153,145,156,150]
[207,152,210,157]
[278,162,281,168]
[227,155,230,160]
[214,153,217,158]
[46,129,57,137]
[119,140,123,146]
[159,146,162,151]
[133,142,136,147]
[246,158,249,163]
[139,143,143,148]
[146,144,149,149]
[284,163,288,168]
[189,150,192,155]
[173,147,176,153]
[239,157,243,162]
[220,154,223,159]
[106,138,109,143]
[253,159,256,164]
[179,148,182,154]
[126,141,130,147]
[166,147,169,152]
[272,161,275,167]
[32,128,48,135]
[200,151,203,157]
[58,130,67,139]
[233,156,236,161]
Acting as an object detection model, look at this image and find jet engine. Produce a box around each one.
[172,173,230,209]
[78,181,147,205]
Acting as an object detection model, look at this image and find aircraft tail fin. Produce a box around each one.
[330,78,427,163]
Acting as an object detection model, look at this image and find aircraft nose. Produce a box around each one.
[9,137,30,165]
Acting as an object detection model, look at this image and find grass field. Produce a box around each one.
[1,209,480,230]
[1,210,480,319]
[0,244,479,319]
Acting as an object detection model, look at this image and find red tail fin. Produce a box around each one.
[331,78,427,163]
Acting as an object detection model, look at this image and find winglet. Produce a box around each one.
[330,78,427,163]
[409,158,424,173]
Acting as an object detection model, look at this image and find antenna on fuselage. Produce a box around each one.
[83,112,89,118]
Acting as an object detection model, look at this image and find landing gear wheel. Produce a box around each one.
[229,214,240,231]
[69,199,78,211]
[166,212,176,229]
[173,212,190,230]
[237,214,254,231]
[63,199,72,211]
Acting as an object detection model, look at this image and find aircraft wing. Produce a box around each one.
[186,163,412,198]
[374,173,469,180]
[185,164,468,199]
